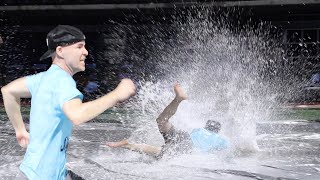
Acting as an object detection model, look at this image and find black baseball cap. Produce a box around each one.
[40,25,86,60]
[205,120,221,133]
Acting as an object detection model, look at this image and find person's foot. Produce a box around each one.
[106,139,129,148]
[174,83,187,101]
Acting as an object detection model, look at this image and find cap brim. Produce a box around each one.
[40,49,54,61]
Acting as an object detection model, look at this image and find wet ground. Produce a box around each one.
[0,113,320,180]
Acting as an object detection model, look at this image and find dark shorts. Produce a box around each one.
[67,170,85,180]
[157,126,193,158]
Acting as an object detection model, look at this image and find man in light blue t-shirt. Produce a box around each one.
[1,25,136,179]
[107,84,229,158]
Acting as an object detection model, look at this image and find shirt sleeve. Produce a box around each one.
[57,77,83,109]
[26,73,44,96]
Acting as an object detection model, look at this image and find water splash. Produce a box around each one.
[126,8,290,155]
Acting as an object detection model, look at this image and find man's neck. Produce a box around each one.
[52,61,74,76]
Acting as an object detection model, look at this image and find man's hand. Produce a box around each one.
[16,129,29,148]
[113,79,136,102]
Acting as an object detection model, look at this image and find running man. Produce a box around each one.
[107,84,228,158]
[1,25,135,179]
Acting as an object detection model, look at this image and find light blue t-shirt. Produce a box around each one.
[190,128,229,152]
[20,65,83,180]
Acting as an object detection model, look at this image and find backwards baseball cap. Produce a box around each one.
[40,25,86,60]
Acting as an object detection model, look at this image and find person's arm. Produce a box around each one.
[107,139,161,156]
[1,77,31,148]
[63,78,135,125]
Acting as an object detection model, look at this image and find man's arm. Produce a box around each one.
[63,78,136,125]
[1,77,31,148]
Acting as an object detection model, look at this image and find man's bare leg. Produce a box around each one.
[107,140,161,156]
[156,84,187,135]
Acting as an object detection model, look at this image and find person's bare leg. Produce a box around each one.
[107,139,129,148]
[156,84,187,135]
[107,140,161,156]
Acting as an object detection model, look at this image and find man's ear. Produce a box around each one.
[56,46,63,57]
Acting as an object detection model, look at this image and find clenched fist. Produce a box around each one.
[16,129,29,148]
[113,78,136,102]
